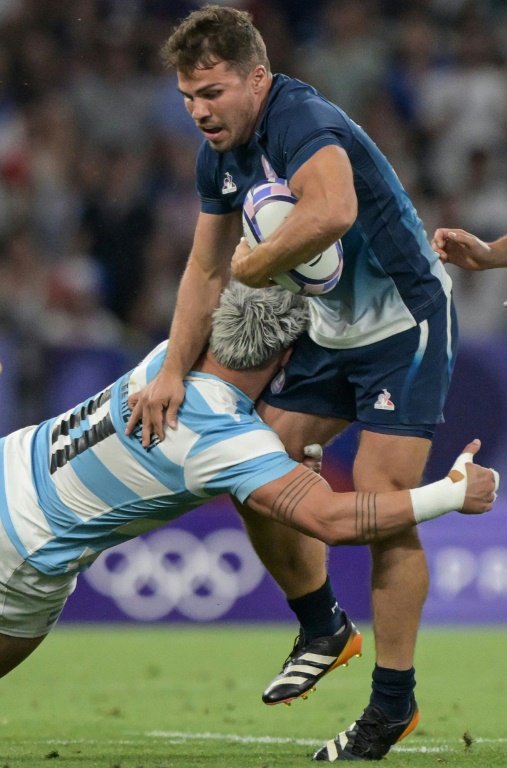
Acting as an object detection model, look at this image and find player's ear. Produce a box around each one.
[251,65,267,91]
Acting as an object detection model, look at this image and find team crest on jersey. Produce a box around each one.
[270,369,286,395]
[222,172,237,194]
[374,388,395,411]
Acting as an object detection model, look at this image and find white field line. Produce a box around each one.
[148,731,320,746]
[146,730,507,752]
[13,733,507,754]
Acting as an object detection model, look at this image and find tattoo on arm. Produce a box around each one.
[271,469,322,525]
[355,492,378,543]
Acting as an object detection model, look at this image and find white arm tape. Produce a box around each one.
[410,451,472,524]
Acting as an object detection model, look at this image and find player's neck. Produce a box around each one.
[195,353,278,401]
[258,73,273,114]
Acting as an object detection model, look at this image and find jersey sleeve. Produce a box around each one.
[195,141,235,215]
[184,422,299,503]
[273,97,352,181]
[230,451,298,503]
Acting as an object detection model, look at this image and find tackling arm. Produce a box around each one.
[231,145,357,287]
[126,211,242,444]
[245,440,499,546]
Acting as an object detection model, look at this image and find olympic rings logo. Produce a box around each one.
[83,528,266,621]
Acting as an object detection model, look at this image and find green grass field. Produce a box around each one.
[0,624,506,767]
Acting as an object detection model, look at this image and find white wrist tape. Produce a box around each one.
[410,451,472,524]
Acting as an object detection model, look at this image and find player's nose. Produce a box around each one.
[191,98,211,121]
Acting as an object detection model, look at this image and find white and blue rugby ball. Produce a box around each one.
[242,180,343,296]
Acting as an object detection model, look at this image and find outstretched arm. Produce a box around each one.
[245,439,499,546]
[432,228,507,271]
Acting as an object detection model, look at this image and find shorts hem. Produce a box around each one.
[0,625,51,639]
[359,423,436,439]
[260,395,352,421]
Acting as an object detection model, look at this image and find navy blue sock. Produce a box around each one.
[370,664,416,721]
[287,575,346,642]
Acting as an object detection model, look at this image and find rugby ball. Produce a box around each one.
[242,180,343,296]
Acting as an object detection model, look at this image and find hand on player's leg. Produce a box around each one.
[453,439,500,515]
[303,444,323,474]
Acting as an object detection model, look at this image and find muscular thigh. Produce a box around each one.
[256,401,349,461]
[354,430,431,493]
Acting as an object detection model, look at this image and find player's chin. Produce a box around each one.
[207,133,232,152]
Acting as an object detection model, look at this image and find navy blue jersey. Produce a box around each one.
[196,74,452,348]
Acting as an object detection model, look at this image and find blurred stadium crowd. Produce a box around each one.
[0,0,506,426]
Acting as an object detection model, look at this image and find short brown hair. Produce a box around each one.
[161,5,270,77]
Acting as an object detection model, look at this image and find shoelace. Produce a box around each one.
[346,707,398,755]
[281,632,305,671]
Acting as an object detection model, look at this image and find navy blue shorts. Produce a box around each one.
[262,295,458,439]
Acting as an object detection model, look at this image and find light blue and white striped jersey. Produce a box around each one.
[0,341,297,576]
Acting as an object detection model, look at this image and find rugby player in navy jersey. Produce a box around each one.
[126,6,471,761]
[0,282,499,765]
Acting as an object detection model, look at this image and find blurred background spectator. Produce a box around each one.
[0,0,505,431]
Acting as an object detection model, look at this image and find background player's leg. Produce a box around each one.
[0,632,47,678]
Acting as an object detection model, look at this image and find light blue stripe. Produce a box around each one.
[26,498,201,575]
[403,319,428,393]
[223,452,298,503]
[108,375,187,492]
[146,349,167,384]
[446,294,454,376]
[27,539,101,575]
[188,416,271,456]
[32,422,89,534]
[120,437,187,495]
[181,379,262,457]
[69,448,142,510]
[0,437,29,557]
[188,371,253,402]
[183,378,229,418]
[69,374,192,502]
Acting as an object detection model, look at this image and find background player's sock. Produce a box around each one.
[370,664,416,720]
[287,575,346,642]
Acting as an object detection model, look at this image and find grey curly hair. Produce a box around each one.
[209,281,309,370]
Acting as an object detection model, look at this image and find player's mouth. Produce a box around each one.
[199,124,224,140]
